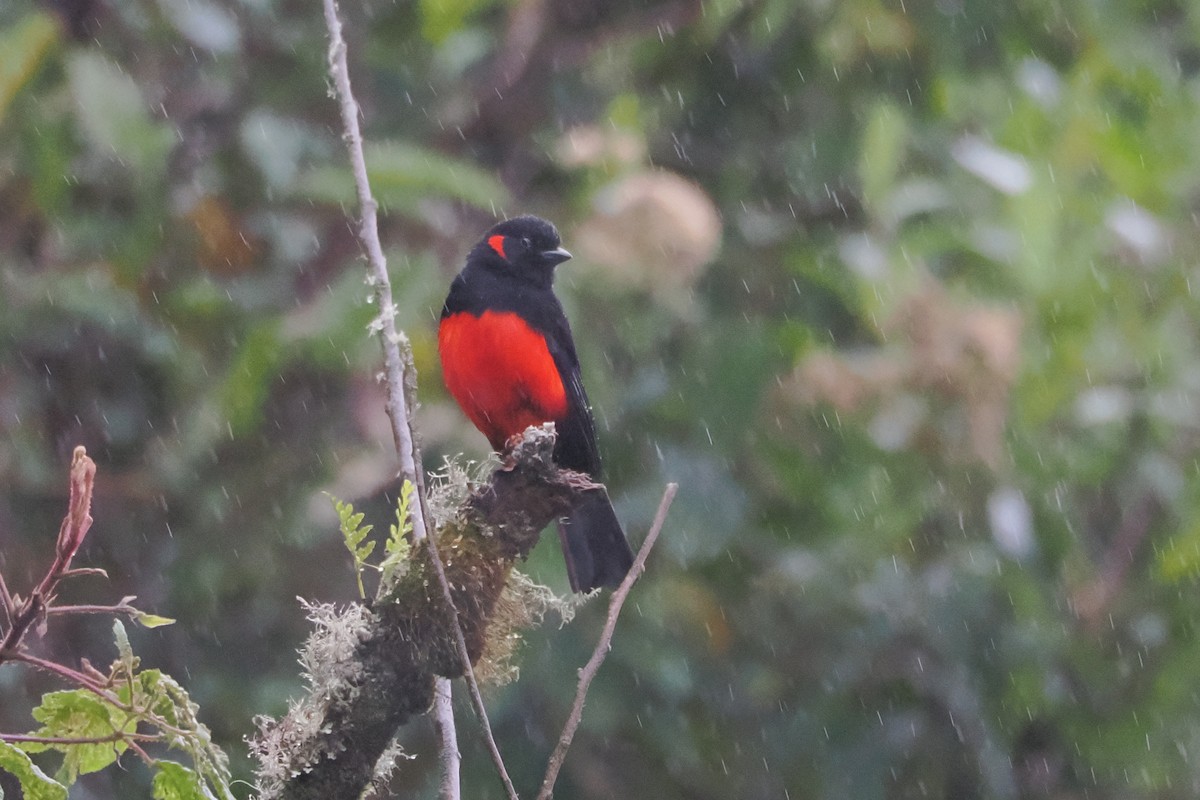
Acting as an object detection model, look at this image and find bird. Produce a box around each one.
[438,215,635,592]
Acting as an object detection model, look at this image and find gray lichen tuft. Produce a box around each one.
[250,601,373,797]
[474,569,591,686]
[297,600,373,695]
[425,454,497,532]
[361,737,415,799]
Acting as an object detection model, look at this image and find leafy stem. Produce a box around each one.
[330,481,414,600]
[331,493,376,600]
[380,480,414,592]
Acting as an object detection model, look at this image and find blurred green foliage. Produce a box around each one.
[3,0,1200,798]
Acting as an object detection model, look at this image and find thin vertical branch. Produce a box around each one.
[320,3,517,799]
[536,483,677,800]
[319,0,422,503]
[417,496,522,800]
[457,664,520,799]
[432,678,462,800]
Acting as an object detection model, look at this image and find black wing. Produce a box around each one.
[543,318,603,478]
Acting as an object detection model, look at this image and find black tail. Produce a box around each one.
[556,487,635,592]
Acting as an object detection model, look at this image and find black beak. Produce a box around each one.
[542,246,572,266]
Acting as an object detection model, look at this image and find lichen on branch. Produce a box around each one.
[252,424,594,800]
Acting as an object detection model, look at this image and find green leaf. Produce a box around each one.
[152,760,211,800]
[22,691,135,782]
[120,670,233,799]
[0,11,59,125]
[66,50,173,177]
[379,480,414,589]
[134,610,178,628]
[119,668,196,735]
[332,497,374,553]
[295,140,510,214]
[0,740,68,800]
[331,494,377,599]
[388,480,415,545]
[118,668,163,713]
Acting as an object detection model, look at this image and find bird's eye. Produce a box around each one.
[522,238,531,249]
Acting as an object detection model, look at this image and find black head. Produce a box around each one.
[472,215,572,285]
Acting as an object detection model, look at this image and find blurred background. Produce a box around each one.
[3,0,1200,797]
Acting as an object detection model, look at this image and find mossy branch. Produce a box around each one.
[252,425,588,800]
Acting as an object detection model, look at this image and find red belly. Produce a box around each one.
[439,310,569,450]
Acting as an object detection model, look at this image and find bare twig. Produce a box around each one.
[5,650,129,709]
[0,571,15,627]
[320,3,513,797]
[432,679,462,800]
[536,483,678,800]
[0,731,158,768]
[419,494,520,800]
[459,657,520,798]
[58,568,107,579]
[0,732,159,745]
[46,603,139,617]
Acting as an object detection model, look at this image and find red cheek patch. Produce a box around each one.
[488,235,506,260]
